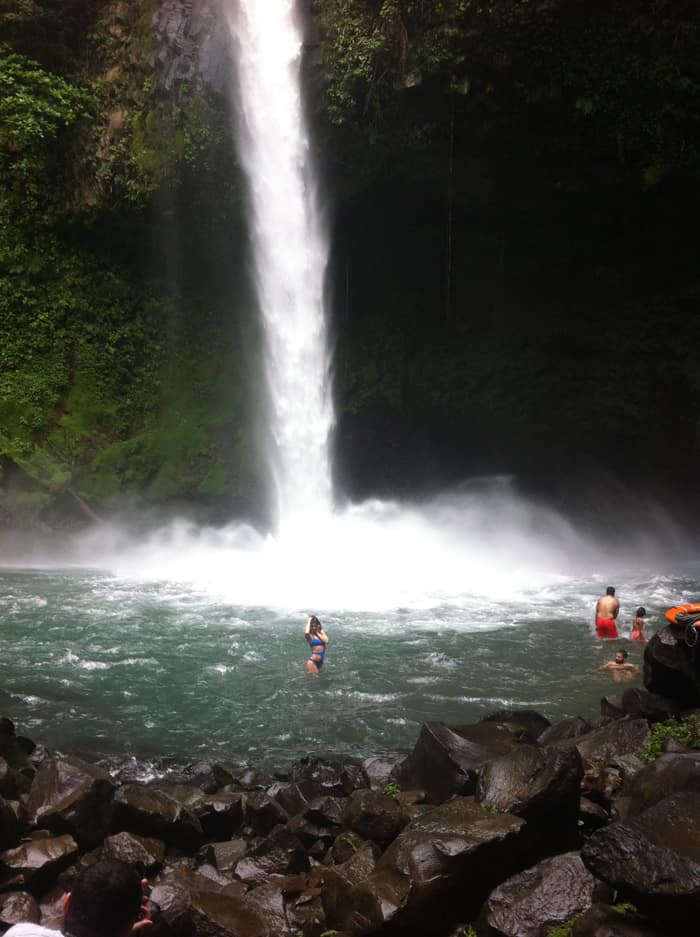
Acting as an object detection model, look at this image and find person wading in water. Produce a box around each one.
[305,615,329,675]
[595,586,620,639]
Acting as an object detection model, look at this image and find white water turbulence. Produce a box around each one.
[221,0,334,529]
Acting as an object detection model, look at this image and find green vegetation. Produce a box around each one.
[640,715,700,764]
[548,912,585,937]
[382,781,401,798]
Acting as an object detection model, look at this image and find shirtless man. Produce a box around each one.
[595,586,620,639]
[600,648,639,683]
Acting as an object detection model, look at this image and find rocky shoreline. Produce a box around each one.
[0,628,699,937]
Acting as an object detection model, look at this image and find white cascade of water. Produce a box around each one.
[221,0,334,530]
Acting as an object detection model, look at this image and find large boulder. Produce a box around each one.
[162,787,245,841]
[581,792,700,927]
[341,790,406,846]
[322,796,529,937]
[476,745,583,838]
[150,867,272,937]
[479,851,610,937]
[0,795,22,850]
[394,722,513,804]
[479,710,552,743]
[0,891,41,927]
[102,831,165,871]
[626,751,700,817]
[111,784,203,852]
[233,825,308,885]
[549,718,651,773]
[0,833,78,892]
[644,628,700,707]
[287,756,368,800]
[27,756,115,849]
[538,717,593,747]
[619,688,685,722]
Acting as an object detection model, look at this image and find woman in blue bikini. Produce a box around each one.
[305,615,329,674]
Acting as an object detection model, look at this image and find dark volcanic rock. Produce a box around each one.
[580,792,700,926]
[111,784,203,852]
[551,718,651,772]
[27,756,115,849]
[234,825,308,885]
[0,833,78,891]
[151,867,270,937]
[102,830,165,870]
[479,710,551,742]
[341,789,405,846]
[0,890,41,926]
[362,756,401,791]
[538,717,593,746]
[620,688,684,722]
[480,851,609,937]
[326,830,378,866]
[244,792,289,835]
[287,756,368,800]
[203,837,248,874]
[626,751,700,817]
[394,722,508,804]
[644,627,700,707]
[266,781,308,818]
[476,744,583,836]
[323,796,528,937]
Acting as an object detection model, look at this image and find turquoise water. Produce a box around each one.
[1,566,697,774]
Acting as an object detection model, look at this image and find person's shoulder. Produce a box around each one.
[4,926,63,937]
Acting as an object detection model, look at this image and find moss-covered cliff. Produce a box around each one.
[1,0,699,529]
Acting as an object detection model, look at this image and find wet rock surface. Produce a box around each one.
[480,851,610,937]
[644,628,700,707]
[0,704,695,935]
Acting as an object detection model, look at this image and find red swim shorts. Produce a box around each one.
[596,617,619,639]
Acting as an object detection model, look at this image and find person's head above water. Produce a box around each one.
[636,606,646,618]
[614,649,628,664]
[63,860,147,937]
[606,586,616,597]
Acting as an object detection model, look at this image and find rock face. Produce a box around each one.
[581,792,700,926]
[394,722,515,803]
[550,718,651,772]
[476,745,583,838]
[322,796,528,936]
[27,756,115,849]
[111,784,203,852]
[0,834,78,890]
[480,851,607,937]
[644,628,700,706]
[626,751,700,817]
[341,790,406,846]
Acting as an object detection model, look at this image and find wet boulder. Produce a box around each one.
[538,717,593,746]
[0,890,41,926]
[27,756,115,849]
[476,744,583,838]
[626,751,700,817]
[0,833,78,891]
[321,839,381,929]
[580,792,700,926]
[326,830,378,866]
[479,710,551,743]
[644,628,700,707]
[394,722,508,804]
[102,830,165,871]
[361,756,401,792]
[323,796,529,937]
[111,784,203,852]
[620,688,684,722]
[341,789,405,846]
[266,781,308,818]
[150,867,271,937]
[583,754,645,812]
[244,791,289,835]
[479,851,611,937]
[202,837,248,874]
[233,825,308,885]
[550,717,651,773]
[192,792,245,841]
[287,755,368,800]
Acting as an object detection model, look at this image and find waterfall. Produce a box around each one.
[221,0,334,530]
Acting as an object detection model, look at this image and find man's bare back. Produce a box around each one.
[596,594,620,620]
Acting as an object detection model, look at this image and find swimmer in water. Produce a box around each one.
[305,615,328,675]
[631,606,648,641]
[600,648,639,683]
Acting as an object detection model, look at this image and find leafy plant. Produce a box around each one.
[383,782,401,798]
[639,715,700,764]
[548,911,585,937]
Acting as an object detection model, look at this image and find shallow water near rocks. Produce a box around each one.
[1,565,697,776]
